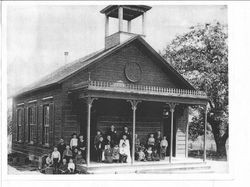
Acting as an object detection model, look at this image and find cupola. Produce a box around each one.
[100,5,152,49]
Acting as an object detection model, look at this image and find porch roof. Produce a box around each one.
[69,80,208,105]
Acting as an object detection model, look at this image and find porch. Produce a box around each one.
[80,157,212,174]
[69,80,209,168]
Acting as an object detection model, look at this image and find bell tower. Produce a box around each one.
[100,5,152,49]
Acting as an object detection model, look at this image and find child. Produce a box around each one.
[94,130,102,161]
[160,136,168,160]
[67,158,75,174]
[51,147,61,173]
[146,147,153,161]
[45,153,52,167]
[57,138,66,163]
[119,143,128,163]
[94,130,102,146]
[70,133,78,151]
[105,135,114,148]
[137,148,146,161]
[112,144,120,163]
[152,149,160,161]
[58,158,68,174]
[135,134,140,152]
[63,145,73,163]
[147,134,155,148]
[95,136,105,162]
[104,145,113,163]
[74,150,86,165]
[72,148,79,159]
[78,135,86,158]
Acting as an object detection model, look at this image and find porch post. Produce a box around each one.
[127,100,141,165]
[168,103,177,164]
[118,6,123,32]
[86,97,96,166]
[204,103,208,162]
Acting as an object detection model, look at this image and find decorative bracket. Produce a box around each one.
[127,100,141,111]
[86,97,98,107]
[167,102,178,112]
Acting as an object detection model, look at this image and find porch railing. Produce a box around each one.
[72,80,207,98]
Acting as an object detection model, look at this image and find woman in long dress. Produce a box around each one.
[119,135,131,163]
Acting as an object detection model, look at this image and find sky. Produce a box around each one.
[6,4,227,96]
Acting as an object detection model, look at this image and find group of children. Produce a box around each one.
[43,133,86,174]
[42,126,169,174]
[94,125,169,163]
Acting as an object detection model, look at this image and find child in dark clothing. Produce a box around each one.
[95,136,105,162]
[78,135,86,158]
[112,144,120,163]
[104,145,113,163]
[152,149,160,161]
[58,158,68,174]
[137,148,146,161]
[146,147,153,161]
[63,145,72,163]
[94,130,102,161]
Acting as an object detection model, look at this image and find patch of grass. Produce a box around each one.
[188,150,227,161]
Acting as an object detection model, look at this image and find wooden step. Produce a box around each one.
[83,162,212,174]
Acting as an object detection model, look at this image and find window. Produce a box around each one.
[28,107,36,144]
[17,109,22,142]
[43,105,50,146]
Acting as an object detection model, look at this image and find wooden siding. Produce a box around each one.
[12,87,63,156]
[175,107,189,157]
[63,42,185,89]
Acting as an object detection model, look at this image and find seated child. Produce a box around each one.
[67,158,75,174]
[119,143,128,163]
[160,136,168,160]
[45,154,52,167]
[74,150,86,165]
[104,145,113,163]
[152,149,160,161]
[146,147,153,161]
[137,148,146,161]
[63,145,73,163]
[147,134,155,148]
[112,144,120,163]
[72,148,79,159]
[58,158,68,174]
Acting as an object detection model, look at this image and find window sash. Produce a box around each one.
[43,105,50,145]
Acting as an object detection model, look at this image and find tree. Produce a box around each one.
[161,22,228,156]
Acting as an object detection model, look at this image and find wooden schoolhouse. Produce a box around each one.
[11,5,209,168]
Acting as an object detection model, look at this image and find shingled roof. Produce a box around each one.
[14,35,195,97]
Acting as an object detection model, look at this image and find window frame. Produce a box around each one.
[42,104,50,147]
[16,108,23,142]
[28,105,37,144]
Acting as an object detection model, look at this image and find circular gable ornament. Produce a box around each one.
[124,62,142,83]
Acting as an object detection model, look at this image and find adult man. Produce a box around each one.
[106,125,118,144]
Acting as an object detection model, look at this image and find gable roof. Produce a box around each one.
[14,35,195,97]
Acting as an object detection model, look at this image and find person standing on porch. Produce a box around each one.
[106,125,118,144]
[160,136,168,160]
[120,126,131,143]
[51,147,61,173]
[70,133,78,151]
[95,136,105,162]
[155,131,162,154]
[57,138,66,163]
[119,135,131,163]
[147,134,155,149]
[104,135,114,148]
[63,145,73,163]
[78,135,86,159]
